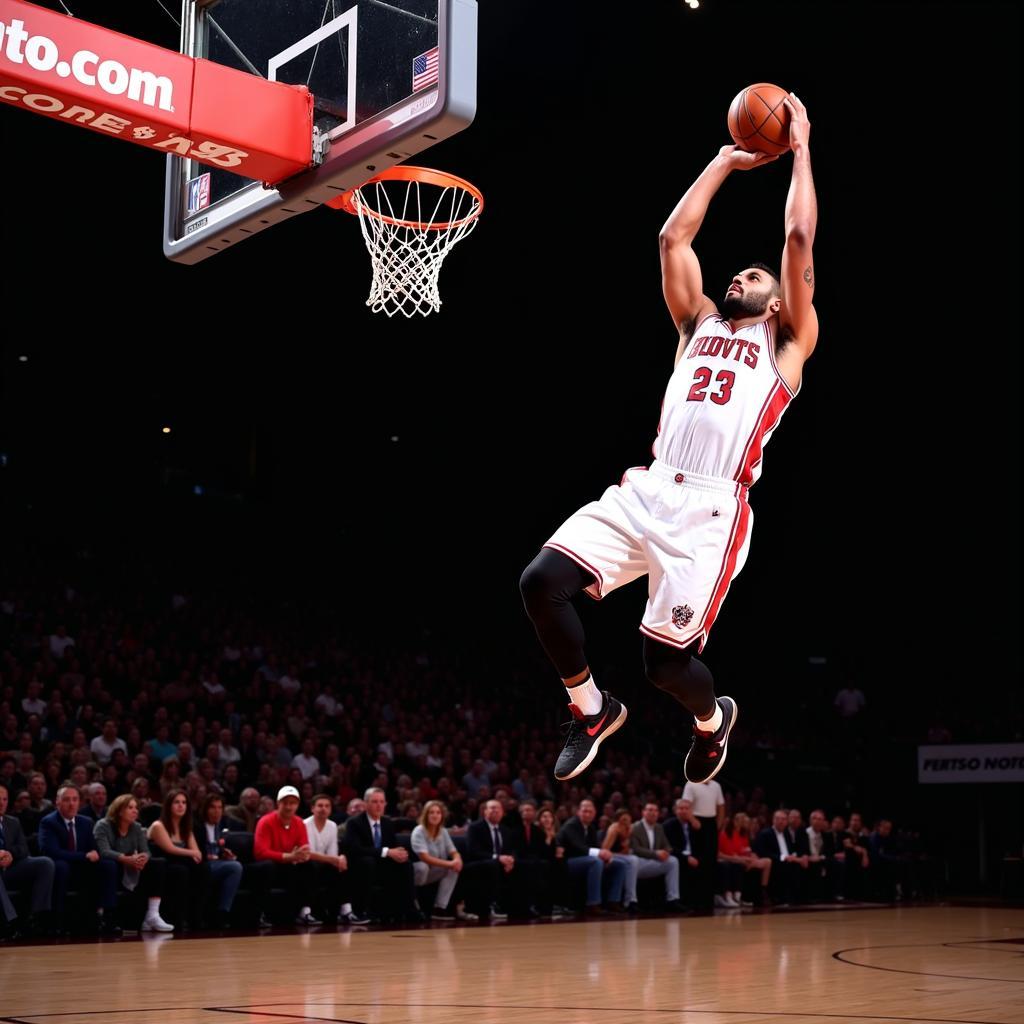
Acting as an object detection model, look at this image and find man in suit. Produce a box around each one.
[465,799,536,919]
[663,798,704,909]
[555,798,626,915]
[1,783,56,937]
[38,784,121,935]
[754,809,808,904]
[786,809,812,857]
[630,802,685,911]
[342,786,418,923]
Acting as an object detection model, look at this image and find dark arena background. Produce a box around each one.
[0,2,1021,1023]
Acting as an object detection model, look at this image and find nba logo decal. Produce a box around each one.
[672,605,695,628]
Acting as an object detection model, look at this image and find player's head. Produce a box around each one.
[722,263,780,320]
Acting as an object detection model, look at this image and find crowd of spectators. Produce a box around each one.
[0,579,941,939]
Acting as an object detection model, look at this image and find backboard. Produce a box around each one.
[163,0,476,264]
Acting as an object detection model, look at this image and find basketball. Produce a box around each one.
[727,83,791,155]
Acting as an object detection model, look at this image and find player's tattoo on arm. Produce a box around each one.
[803,266,813,288]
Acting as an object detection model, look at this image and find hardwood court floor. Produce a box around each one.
[1,905,1022,1024]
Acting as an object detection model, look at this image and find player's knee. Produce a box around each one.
[647,664,681,694]
[642,636,692,690]
[519,556,550,611]
[520,548,585,611]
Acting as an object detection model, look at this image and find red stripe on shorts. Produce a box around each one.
[542,543,605,600]
[699,494,752,640]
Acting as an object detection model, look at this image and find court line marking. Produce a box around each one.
[832,939,1024,984]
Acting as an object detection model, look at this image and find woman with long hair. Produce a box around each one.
[93,794,173,931]
[147,788,206,929]
[601,809,639,912]
[410,800,471,920]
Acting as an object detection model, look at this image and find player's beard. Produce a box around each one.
[721,290,770,319]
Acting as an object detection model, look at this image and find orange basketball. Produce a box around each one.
[727,83,791,155]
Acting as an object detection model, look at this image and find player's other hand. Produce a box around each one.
[718,145,779,171]
[783,93,810,150]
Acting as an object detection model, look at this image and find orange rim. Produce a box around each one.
[332,166,484,229]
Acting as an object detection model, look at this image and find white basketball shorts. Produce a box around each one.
[542,459,753,652]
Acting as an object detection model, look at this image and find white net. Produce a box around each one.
[349,174,481,318]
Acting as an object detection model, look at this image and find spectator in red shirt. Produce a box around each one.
[253,786,320,926]
[718,812,771,907]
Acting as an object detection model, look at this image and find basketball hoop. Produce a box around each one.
[331,166,483,318]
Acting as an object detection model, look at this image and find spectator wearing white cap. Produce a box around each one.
[253,786,320,925]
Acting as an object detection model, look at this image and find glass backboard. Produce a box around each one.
[163,0,476,263]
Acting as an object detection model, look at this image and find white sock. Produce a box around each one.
[696,701,723,733]
[340,903,352,916]
[146,897,161,917]
[565,674,603,716]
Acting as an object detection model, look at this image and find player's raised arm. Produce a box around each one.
[778,94,819,359]
[660,146,779,349]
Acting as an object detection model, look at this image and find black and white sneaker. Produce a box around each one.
[554,691,628,781]
[683,696,737,783]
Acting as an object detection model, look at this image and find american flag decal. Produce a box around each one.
[412,46,439,92]
[186,172,210,215]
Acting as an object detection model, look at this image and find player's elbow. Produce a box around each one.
[784,224,814,249]
[659,229,694,251]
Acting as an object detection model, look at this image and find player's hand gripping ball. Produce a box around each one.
[727,83,791,156]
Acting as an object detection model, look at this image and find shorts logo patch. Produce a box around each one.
[672,604,695,628]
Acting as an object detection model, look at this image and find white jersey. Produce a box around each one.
[652,314,798,486]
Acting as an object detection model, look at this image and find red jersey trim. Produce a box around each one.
[542,543,604,601]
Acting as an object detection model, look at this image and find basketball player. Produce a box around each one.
[520,94,817,785]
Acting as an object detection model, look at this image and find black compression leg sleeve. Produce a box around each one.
[519,548,595,680]
[642,635,717,718]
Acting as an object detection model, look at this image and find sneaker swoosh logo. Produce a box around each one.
[586,711,609,737]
